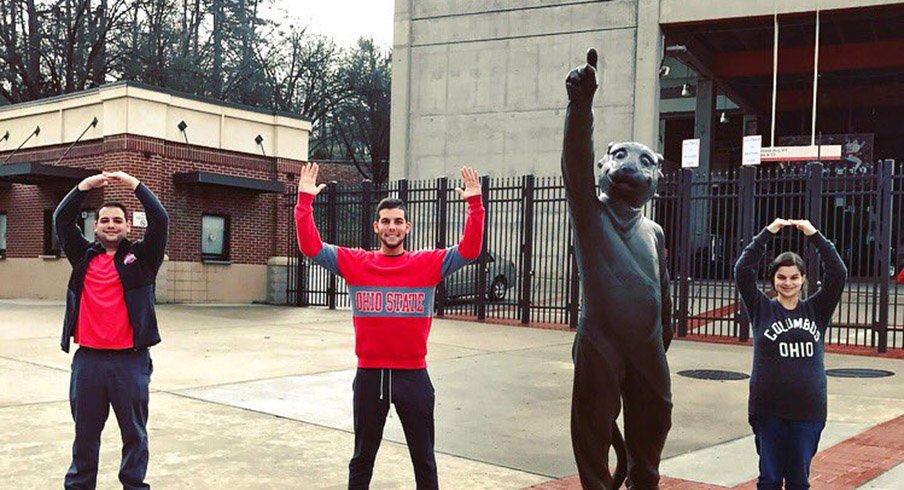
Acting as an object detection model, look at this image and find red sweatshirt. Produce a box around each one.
[295,192,485,369]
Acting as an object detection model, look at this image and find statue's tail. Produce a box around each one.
[612,420,627,488]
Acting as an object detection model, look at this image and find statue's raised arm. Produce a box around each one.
[562,48,600,223]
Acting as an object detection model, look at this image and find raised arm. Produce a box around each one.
[441,166,485,278]
[792,219,847,325]
[294,163,341,276]
[735,219,788,315]
[54,174,108,265]
[562,49,600,222]
[106,171,169,267]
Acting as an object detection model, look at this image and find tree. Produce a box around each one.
[0,2,394,182]
[329,38,391,183]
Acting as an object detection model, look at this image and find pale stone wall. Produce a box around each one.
[0,258,70,300]
[160,261,268,304]
[0,256,268,304]
[0,82,311,161]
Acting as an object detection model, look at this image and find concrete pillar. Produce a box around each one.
[266,256,289,305]
[693,78,715,173]
[632,0,663,148]
[743,114,758,136]
[691,78,716,252]
[389,0,413,181]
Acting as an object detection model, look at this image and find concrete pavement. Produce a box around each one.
[1,300,901,489]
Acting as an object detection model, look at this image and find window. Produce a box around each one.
[202,214,230,261]
[0,213,7,258]
[80,210,96,242]
[44,210,60,256]
[42,210,96,257]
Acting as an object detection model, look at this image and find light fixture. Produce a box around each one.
[681,64,692,97]
[657,36,670,79]
[255,134,266,157]
[658,63,670,78]
[717,89,730,124]
[177,120,189,145]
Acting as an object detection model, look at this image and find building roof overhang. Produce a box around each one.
[173,171,285,193]
[0,162,96,185]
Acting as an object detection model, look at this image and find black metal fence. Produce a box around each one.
[286,160,903,353]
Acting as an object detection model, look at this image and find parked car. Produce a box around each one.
[443,251,516,301]
[689,235,735,280]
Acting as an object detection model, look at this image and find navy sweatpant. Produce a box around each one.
[65,347,152,490]
[348,368,438,490]
[749,414,825,490]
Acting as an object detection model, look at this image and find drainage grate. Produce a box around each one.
[826,368,895,378]
[678,369,750,381]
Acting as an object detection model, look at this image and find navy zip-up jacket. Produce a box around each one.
[54,183,169,353]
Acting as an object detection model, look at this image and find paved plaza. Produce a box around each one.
[1,300,901,489]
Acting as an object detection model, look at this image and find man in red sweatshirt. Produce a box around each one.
[295,163,485,489]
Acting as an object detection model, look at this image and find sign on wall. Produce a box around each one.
[780,133,874,166]
[760,145,842,162]
[742,135,762,166]
[681,139,700,168]
[132,212,147,228]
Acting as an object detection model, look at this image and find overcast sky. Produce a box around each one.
[265,0,394,48]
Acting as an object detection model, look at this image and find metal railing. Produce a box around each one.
[286,160,903,352]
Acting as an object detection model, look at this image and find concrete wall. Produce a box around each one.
[0,258,71,300]
[391,0,642,180]
[390,0,896,181]
[160,261,267,304]
[0,257,268,304]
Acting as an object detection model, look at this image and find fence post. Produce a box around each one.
[805,162,824,297]
[520,175,535,324]
[676,168,693,337]
[475,175,490,320]
[298,258,308,307]
[326,181,339,310]
[398,178,409,204]
[285,185,303,307]
[435,177,449,316]
[360,180,373,250]
[876,159,894,353]
[737,166,756,341]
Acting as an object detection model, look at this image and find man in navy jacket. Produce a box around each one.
[54,171,168,489]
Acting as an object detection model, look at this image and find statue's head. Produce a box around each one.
[597,141,664,208]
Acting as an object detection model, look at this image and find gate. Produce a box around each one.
[286,160,902,353]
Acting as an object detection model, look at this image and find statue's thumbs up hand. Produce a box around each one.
[566,48,599,104]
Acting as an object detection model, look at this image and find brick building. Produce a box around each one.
[0,81,358,303]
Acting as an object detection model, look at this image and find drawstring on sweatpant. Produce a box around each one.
[378,368,393,418]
